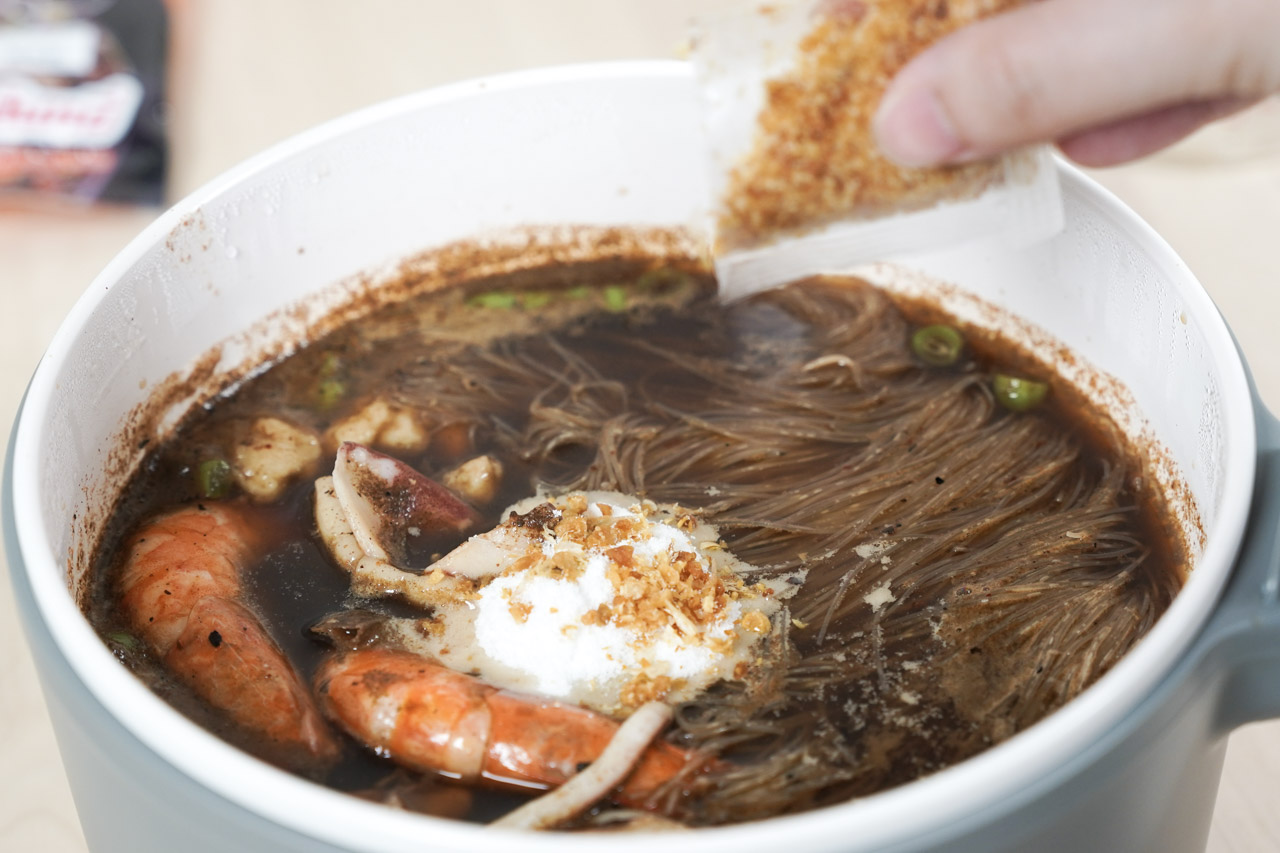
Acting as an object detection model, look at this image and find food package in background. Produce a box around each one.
[694,0,1063,299]
[0,0,168,206]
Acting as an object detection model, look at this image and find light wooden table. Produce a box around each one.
[2,3,1277,850]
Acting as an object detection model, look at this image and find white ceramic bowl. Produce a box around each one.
[6,62,1280,853]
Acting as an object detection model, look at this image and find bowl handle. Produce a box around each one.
[1206,397,1280,731]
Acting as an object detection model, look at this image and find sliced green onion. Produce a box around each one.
[603,285,628,312]
[319,351,342,378]
[196,458,233,499]
[468,291,518,309]
[911,325,964,367]
[992,375,1049,412]
[312,352,346,409]
[636,267,692,292]
[107,631,141,653]
[315,377,346,410]
[519,291,553,310]
[565,285,591,300]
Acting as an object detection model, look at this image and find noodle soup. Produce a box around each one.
[89,255,1183,828]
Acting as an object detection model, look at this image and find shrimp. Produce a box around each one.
[115,503,339,772]
[314,647,702,809]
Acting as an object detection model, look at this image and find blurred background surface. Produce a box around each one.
[1,2,1278,850]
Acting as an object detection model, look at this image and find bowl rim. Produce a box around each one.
[10,59,1258,852]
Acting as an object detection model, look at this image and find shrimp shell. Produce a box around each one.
[116,503,339,772]
[315,647,699,809]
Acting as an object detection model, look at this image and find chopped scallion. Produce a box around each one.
[319,351,342,378]
[911,325,964,367]
[636,267,692,292]
[603,285,628,312]
[992,375,1049,412]
[315,377,346,410]
[468,291,518,309]
[196,458,233,499]
[107,631,141,653]
[519,291,552,310]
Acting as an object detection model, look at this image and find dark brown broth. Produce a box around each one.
[89,263,1183,824]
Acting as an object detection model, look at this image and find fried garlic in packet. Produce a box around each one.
[694,0,1063,299]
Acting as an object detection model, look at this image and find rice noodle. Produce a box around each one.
[490,702,675,831]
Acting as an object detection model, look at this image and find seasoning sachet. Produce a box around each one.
[694,0,1063,298]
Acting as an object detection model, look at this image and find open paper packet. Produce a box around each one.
[694,0,1063,298]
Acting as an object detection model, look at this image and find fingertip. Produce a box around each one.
[876,0,1098,167]
[872,81,969,168]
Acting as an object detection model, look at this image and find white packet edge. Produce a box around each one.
[714,145,1064,300]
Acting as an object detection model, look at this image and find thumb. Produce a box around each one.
[872,0,1280,167]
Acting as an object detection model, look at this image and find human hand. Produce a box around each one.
[872,0,1280,167]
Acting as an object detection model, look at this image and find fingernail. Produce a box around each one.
[873,87,968,168]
